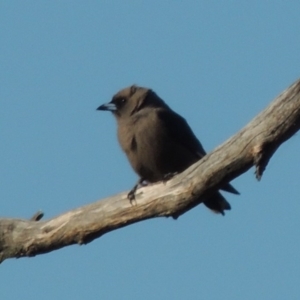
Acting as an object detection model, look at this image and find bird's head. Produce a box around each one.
[97,85,167,119]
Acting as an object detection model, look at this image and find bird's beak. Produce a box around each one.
[96,103,117,111]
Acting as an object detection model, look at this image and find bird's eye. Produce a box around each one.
[117,97,126,105]
[112,97,126,108]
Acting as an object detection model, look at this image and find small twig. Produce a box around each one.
[29,211,44,222]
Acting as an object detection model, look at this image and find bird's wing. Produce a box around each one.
[156,108,239,195]
[156,108,207,159]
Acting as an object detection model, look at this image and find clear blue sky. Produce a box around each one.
[1,1,300,299]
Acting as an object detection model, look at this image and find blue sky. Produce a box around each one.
[1,1,300,299]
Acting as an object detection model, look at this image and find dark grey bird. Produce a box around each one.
[97,85,239,215]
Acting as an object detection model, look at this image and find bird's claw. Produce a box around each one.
[127,189,136,202]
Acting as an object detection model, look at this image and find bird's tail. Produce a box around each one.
[203,192,231,216]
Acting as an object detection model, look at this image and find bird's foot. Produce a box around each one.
[128,187,137,202]
[127,179,148,203]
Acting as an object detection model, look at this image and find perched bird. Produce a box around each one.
[97,85,239,215]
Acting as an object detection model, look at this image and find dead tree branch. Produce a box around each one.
[1,79,300,263]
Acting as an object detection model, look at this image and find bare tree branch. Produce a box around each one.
[1,79,300,263]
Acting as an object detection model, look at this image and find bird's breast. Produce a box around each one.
[117,113,196,182]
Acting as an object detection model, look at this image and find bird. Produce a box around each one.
[97,85,239,215]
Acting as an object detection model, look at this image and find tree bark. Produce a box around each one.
[1,79,300,263]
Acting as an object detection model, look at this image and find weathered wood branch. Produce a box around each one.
[1,79,300,263]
